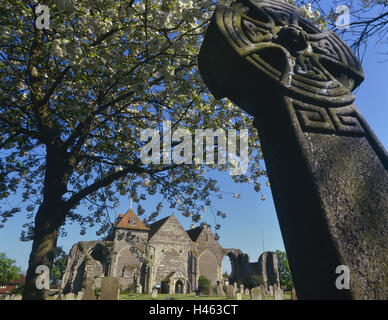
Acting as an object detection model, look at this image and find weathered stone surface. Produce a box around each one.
[237,293,242,300]
[99,277,119,300]
[5,295,10,300]
[291,288,298,300]
[216,284,224,296]
[66,293,74,300]
[245,288,250,296]
[251,287,262,300]
[269,285,274,296]
[240,284,244,293]
[274,287,283,300]
[198,0,388,300]
[14,295,22,300]
[259,285,266,300]
[226,285,234,299]
[81,278,96,300]
[151,288,158,299]
[233,282,237,295]
[208,284,214,296]
[77,291,84,300]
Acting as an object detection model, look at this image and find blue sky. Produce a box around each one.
[1,5,387,275]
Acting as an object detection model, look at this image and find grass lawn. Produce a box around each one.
[119,292,292,300]
[44,291,292,300]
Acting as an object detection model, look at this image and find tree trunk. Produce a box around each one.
[22,146,71,300]
[22,198,66,300]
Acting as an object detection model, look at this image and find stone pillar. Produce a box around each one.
[199,0,388,300]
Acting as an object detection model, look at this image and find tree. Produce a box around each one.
[50,246,68,285]
[275,250,294,290]
[308,0,388,61]
[243,274,264,289]
[198,275,211,295]
[0,252,21,286]
[0,0,267,300]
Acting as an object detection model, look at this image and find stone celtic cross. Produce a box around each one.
[199,0,388,299]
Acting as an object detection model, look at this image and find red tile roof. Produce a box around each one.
[116,208,150,231]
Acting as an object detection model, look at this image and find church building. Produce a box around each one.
[61,206,280,294]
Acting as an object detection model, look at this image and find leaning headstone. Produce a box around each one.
[291,288,298,300]
[208,284,214,297]
[226,285,234,299]
[151,288,158,299]
[250,287,262,300]
[259,285,266,300]
[274,287,283,300]
[82,279,96,300]
[99,277,119,300]
[216,284,224,296]
[236,293,242,300]
[245,288,250,296]
[198,0,388,300]
[66,292,74,300]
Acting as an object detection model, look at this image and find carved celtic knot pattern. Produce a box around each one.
[290,98,365,136]
[211,0,364,107]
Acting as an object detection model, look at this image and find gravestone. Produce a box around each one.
[250,287,262,300]
[152,288,158,299]
[198,0,388,300]
[274,287,283,300]
[81,279,96,300]
[14,295,22,300]
[226,285,234,299]
[291,288,298,300]
[10,294,15,300]
[77,291,84,300]
[233,282,237,295]
[245,288,250,296]
[240,284,244,294]
[259,285,266,300]
[208,284,214,297]
[269,285,274,297]
[216,284,224,296]
[5,295,10,300]
[236,292,242,300]
[136,285,142,294]
[99,277,119,300]
[66,293,74,300]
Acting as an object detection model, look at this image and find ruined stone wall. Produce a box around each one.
[111,229,148,290]
[192,226,224,285]
[61,241,114,294]
[257,251,280,288]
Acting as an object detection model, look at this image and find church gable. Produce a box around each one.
[194,225,223,251]
[148,214,191,244]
